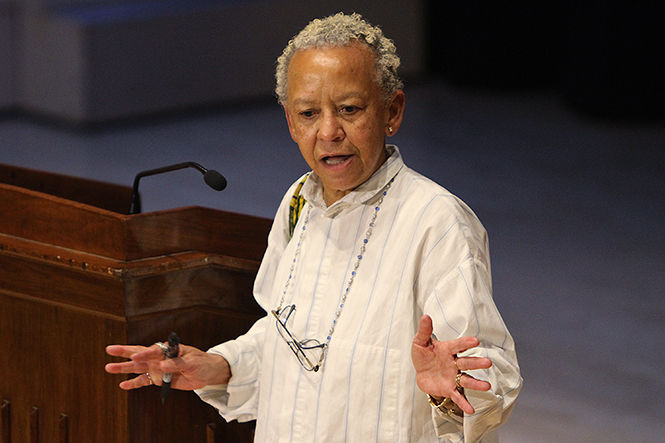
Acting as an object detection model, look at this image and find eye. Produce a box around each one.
[340,105,359,115]
[299,110,316,118]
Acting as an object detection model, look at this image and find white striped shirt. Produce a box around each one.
[196,146,522,442]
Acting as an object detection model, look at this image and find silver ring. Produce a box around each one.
[145,372,154,385]
[154,342,168,355]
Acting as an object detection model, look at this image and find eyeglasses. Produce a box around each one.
[271,304,327,372]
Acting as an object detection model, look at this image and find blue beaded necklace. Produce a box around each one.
[274,175,396,347]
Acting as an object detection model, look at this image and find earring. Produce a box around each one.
[387,126,393,134]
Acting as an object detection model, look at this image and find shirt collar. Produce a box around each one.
[301,145,404,213]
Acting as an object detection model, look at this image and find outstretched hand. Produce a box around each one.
[105,343,230,391]
[411,315,492,415]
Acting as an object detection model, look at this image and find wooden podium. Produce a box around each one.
[0,164,272,442]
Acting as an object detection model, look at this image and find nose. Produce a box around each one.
[317,111,344,142]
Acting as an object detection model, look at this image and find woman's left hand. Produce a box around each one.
[411,315,492,415]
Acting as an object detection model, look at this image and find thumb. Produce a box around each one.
[413,315,434,347]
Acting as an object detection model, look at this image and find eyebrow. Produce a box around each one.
[291,98,316,107]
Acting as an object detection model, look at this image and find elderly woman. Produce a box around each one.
[106,13,521,442]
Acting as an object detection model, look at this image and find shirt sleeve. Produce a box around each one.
[195,175,309,422]
[417,199,522,441]
[195,316,269,422]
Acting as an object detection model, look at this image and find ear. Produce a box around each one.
[384,90,406,137]
[283,105,299,143]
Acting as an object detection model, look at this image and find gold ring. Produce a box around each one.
[146,372,154,385]
[454,358,460,371]
[455,372,463,390]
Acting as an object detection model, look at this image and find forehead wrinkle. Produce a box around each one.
[335,91,367,101]
[290,89,368,107]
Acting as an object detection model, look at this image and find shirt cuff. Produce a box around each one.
[194,342,259,423]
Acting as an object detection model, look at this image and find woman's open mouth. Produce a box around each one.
[323,155,352,165]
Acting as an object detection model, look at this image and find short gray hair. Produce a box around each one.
[275,12,403,105]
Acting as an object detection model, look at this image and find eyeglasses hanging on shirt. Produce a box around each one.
[271,305,327,372]
[272,176,396,372]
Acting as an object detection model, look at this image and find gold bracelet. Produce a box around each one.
[428,394,464,418]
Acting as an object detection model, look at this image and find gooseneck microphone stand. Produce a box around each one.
[129,161,227,214]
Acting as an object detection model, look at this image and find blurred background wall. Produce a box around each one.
[1,1,663,123]
[1,0,425,122]
[427,1,664,121]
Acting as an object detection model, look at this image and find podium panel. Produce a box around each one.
[0,164,271,442]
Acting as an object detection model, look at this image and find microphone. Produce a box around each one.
[129,162,227,214]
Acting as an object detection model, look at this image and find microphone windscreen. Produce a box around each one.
[204,170,227,191]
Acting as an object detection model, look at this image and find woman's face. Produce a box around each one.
[283,43,405,206]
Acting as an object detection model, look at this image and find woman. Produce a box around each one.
[106,13,521,442]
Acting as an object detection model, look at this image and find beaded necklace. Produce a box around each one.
[274,176,395,347]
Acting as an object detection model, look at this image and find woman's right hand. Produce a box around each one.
[105,343,231,391]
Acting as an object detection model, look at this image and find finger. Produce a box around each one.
[131,344,167,362]
[105,361,148,375]
[413,315,434,347]
[450,389,475,415]
[105,345,147,358]
[458,373,491,392]
[448,336,481,355]
[455,356,492,371]
[118,373,159,390]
